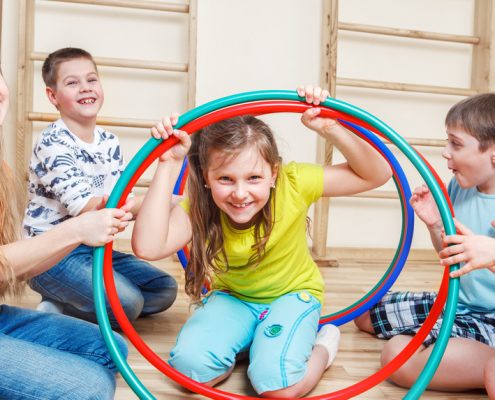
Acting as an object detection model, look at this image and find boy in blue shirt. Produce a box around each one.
[355,92,495,397]
[24,47,178,328]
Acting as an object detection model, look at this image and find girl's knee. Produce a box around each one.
[260,385,304,399]
[169,345,234,383]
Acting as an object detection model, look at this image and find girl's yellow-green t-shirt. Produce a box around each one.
[186,162,325,305]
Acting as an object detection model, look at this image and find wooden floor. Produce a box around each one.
[8,251,489,400]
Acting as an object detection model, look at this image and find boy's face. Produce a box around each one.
[443,126,495,193]
[46,58,103,125]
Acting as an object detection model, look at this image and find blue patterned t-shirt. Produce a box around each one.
[23,119,124,236]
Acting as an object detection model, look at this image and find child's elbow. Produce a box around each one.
[374,164,393,187]
[131,239,161,261]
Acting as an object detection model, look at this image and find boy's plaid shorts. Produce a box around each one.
[369,291,495,348]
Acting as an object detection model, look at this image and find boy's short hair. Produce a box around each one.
[445,92,495,151]
[42,47,97,89]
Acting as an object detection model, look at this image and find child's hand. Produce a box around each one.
[151,112,180,140]
[440,219,495,277]
[158,130,191,162]
[300,107,345,143]
[151,113,191,163]
[297,85,346,141]
[75,208,132,246]
[297,85,329,105]
[120,198,136,224]
[409,185,442,228]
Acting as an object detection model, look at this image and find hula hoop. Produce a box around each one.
[169,107,415,326]
[93,91,459,400]
[172,158,190,272]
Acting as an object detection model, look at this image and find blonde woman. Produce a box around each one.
[0,71,129,400]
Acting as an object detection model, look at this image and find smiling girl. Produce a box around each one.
[133,86,392,398]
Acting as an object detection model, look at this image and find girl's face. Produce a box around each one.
[205,145,277,230]
[443,126,495,193]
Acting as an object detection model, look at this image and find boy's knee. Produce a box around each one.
[484,356,495,397]
[381,336,405,365]
[353,311,374,333]
[381,336,417,388]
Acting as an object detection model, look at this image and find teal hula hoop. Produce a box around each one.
[93,90,459,399]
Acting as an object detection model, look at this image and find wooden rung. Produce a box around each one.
[31,52,188,73]
[28,113,448,148]
[29,112,155,129]
[135,179,152,188]
[338,22,479,45]
[403,137,446,147]
[45,0,189,13]
[337,77,477,96]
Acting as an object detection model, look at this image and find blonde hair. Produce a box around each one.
[0,135,26,298]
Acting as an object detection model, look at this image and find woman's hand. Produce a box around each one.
[74,208,133,246]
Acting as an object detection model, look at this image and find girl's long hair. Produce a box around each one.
[0,135,26,298]
[186,116,281,303]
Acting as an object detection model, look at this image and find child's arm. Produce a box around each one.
[2,208,132,280]
[297,86,392,197]
[132,115,192,261]
[78,194,109,214]
[439,219,495,278]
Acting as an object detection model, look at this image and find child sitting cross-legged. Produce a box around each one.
[24,47,178,328]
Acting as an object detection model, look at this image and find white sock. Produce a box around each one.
[315,324,341,369]
[36,299,64,314]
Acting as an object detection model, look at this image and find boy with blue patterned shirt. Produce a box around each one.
[24,47,177,328]
[355,92,495,397]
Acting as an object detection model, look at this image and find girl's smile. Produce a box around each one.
[205,145,277,230]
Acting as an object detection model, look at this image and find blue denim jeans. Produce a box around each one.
[29,244,178,329]
[0,305,128,399]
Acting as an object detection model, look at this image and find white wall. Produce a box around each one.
[1,0,476,250]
